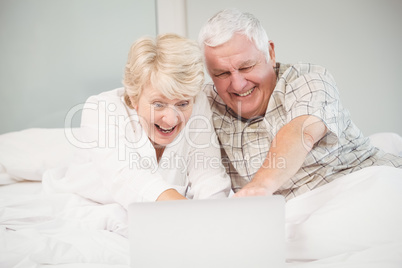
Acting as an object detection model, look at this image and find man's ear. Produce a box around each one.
[268,41,276,67]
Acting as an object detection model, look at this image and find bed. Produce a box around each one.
[1,128,402,268]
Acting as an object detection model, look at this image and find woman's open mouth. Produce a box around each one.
[155,124,176,134]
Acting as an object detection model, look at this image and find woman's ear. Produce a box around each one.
[125,94,138,110]
[131,97,138,110]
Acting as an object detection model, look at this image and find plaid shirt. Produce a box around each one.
[205,63,402,200]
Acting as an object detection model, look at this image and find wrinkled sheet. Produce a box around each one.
[0,182,129,268]
[285,166,402,267]
[1,166,402,268]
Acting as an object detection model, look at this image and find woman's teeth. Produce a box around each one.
[157,125,175,133]
[237,87,255,97]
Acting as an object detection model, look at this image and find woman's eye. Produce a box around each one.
[176,101,189,109]
[152,102,165,108]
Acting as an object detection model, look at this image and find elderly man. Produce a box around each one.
[198,8,402,200]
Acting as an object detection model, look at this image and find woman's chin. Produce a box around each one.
[152,129,180,146]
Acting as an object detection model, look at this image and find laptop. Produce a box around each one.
[128,195,285,268]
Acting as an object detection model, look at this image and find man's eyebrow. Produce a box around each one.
[211,68,229,74]
[211,60,257,74]
[239,60,256,67]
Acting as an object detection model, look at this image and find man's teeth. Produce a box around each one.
[237,87,255,97]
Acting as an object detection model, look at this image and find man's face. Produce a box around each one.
[204,33,276,119]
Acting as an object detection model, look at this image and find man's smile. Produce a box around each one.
[234,87,255,97]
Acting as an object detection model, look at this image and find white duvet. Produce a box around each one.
[1,128,402,268]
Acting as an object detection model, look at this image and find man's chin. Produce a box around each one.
[231,109,257,120]
[231,101,266,119]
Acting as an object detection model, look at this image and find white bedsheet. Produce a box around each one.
[1,129,402,267]
[0,182,129,268]
[1,166,401,268]
[285,166,402,267]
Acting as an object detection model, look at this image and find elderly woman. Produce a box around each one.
[43,34,230,208]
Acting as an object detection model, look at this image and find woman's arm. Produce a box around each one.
[81,91,178,207]
[185,92,231,199]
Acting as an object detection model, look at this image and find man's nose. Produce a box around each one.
[230,72,247,92]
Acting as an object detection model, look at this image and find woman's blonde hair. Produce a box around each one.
[123,33,205,108]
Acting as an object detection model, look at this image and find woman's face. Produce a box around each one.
[132,84,194,147]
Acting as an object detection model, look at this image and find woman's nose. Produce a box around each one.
[161,106,179,126]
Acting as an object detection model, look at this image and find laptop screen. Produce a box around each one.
[128,195,285,268]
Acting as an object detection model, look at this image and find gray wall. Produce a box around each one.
[0,0,156,134]
[1,0,401,137]
[186,0,402,136]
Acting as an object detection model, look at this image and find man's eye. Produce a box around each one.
[215,72,230,79]
[239,65,254,72]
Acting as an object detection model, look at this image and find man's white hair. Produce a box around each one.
[198,8,270,62]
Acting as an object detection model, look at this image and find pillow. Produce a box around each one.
[1,129,400,185]
[0,128,79,184]
[369,132,402,156]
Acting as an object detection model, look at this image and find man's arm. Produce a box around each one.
[234,115,328,197]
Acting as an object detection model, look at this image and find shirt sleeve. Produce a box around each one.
[282,65,345,144]
[80,93,174,208]
[183,92,231,199]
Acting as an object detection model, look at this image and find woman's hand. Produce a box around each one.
[156,189,187,201]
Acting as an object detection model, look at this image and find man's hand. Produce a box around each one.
[233,177,274,197]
